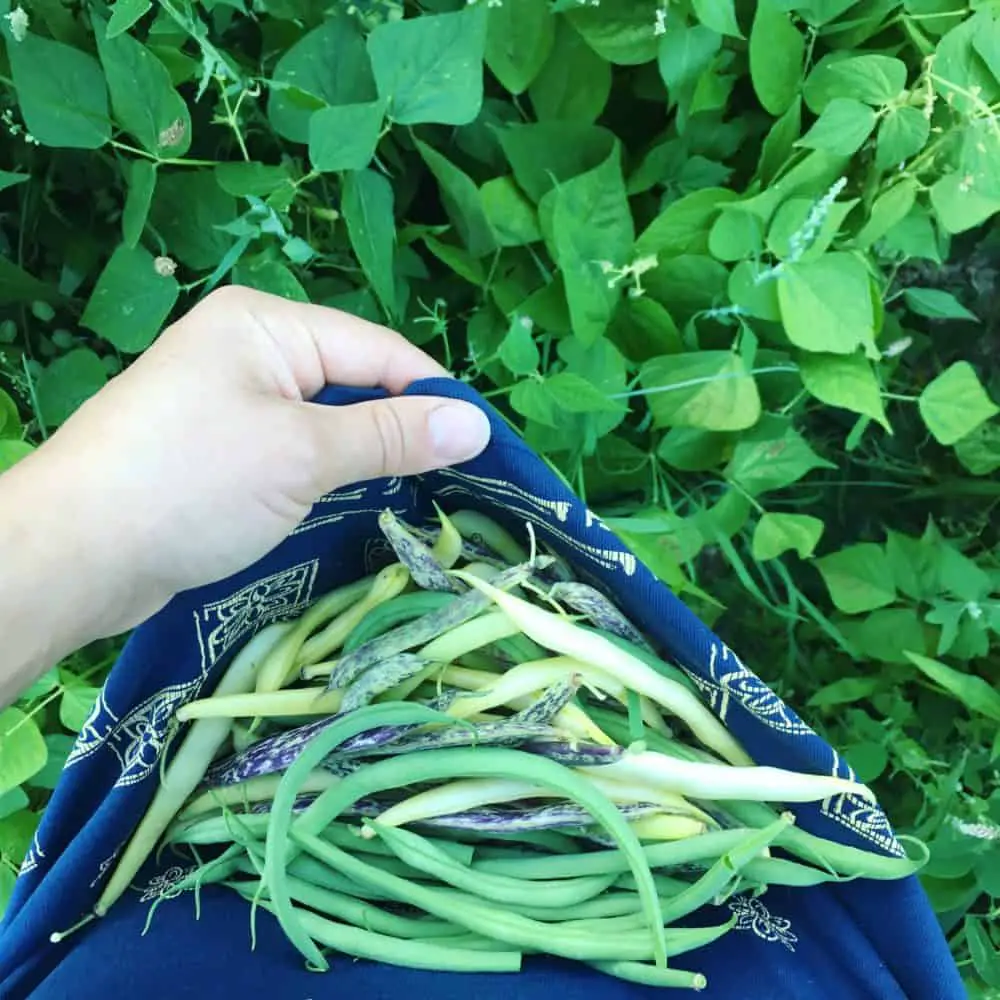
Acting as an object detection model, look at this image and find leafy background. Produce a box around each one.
[1,0,999,990]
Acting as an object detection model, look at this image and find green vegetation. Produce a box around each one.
[1,0,998,990]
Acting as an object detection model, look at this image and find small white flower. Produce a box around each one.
[958,174,975,193]
[882,336,912,358]
[654,6,667,35]
[154,256,177,277]
[5,6,29,42]
[951,816,1000,841]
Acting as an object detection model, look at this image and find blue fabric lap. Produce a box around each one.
[0,378,963,999]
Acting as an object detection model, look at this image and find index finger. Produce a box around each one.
[209,286,452,397]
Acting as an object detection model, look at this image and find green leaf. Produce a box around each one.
[933,11,1000,116]
[966,918,1000,988]
[0,389,20,440]
[28,735,76,791]
[496,121,614,202]
[815,542,897,614]
[752,512,825,560]
[498,316,540,377]
[644,254,729,324]
[806,675,882,708]
[34,349,108,428]
[81,245,179,353]
[875,106,930,173]
[658,21,721,106]
[0,809,39,861]
[122,159,156,249]
[749,0,804,116]
[308,100,385,173]
[368,6,487,126]
[657,427,732,471]
[0,441,33,474]
[59,678,101,732]
[880,203,941,262]
[540,141,633,344]
[639,351,761,431]
[728,259,781,320]
[268,16,377,144]
[148,172,237,271]
[0,788,28,822]
[214,162,293,198]
[510,378,558,427]
[0,171,29,194]
[839,608,928,664]
[608,296,682,363]
[904,652,1000,723]
[636,187,739,258]
[777,252,876,355]
[885,527,942,603]
[94,16,190,156]
[484,0,554,94]
[708,208,764,262]
[6,32,110,149]
[544,371,627,417]
[106,0,152,37]
[528,18,611,123]
[414,139,497,258]
[853,178,917,250]
[565,0,662,65]
[954,420,1000,476]
[904,287,979,321]
[798,98,877,156]
[726,414,836,495]
[767,196,857,262]
[0,708,47,796]
[930,172,1000,234]
[918,361,999,445]
[232,259,308,302]
[803,54,908,112]
[342,168,397,321]
[757,98,802,185]
[481,177,542,247]
[798,351,889,428]
[692,0,742,37]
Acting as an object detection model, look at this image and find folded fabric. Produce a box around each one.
[0,378,964,999]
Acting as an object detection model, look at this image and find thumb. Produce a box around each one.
[302,395,493,492]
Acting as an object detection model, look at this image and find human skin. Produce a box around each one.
[0,286,492,709]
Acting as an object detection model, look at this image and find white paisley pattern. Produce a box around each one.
[19,831,44,876]
[64,689,120,768]
[728,894,798,952]
[193,560,319,668]
[138,865,198,903]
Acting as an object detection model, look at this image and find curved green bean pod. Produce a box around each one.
[229,882,524,973]
[264,702,458,971]
[370,823,619,909]
[430,504,464,568]
[294,832,711,963]
[589,960,708,991]
[291,746,667,967]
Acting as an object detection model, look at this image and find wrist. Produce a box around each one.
[0,448,136,704]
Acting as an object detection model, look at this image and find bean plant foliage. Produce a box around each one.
[1,0,1000,988]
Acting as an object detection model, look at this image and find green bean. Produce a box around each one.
[343,593,454,653]
[370,822,619,909]
[264,702,457,971]
[177,686,343,722]
[474,827,767,879]
[177,769,340,822]
[295,832,698,963]
[258,870,467,940]
[589,960,708,991]
[228,882,524,973]
[292,746,666,966]
[583,629,698,694]
[253,575,374,694]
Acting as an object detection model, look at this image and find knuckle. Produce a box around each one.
[370,403,409,475]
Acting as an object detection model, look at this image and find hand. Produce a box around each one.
[0,287,491,703]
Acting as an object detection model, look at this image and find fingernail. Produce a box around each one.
[429,403,492,463]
